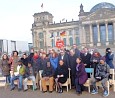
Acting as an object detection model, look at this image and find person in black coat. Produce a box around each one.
[54,60,69,93]
[81,47,91,68]
[69,49,77,88]
[58,50,69,68]
[81,47,91,78]
[72,44,80,58]
[21,53,29,67]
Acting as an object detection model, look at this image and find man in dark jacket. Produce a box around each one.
[69,49,77,88]
[72,44,80,58]
[81,47,91,68]
[41,62,54,93]
[58,50,69,68]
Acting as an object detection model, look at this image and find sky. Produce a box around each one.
[0,0,115,43]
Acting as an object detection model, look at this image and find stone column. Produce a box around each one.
[97,23,101,46]
[113,22,115,45]
[82,25,86,45]
[72,29,75,44]
[105,22,109,45]
[34,32,37,50]
[89,24,93,46]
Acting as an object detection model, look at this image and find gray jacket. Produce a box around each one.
[95,63,110,79]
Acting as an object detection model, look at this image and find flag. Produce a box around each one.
[41,3,43,8]
[60,31,66,36]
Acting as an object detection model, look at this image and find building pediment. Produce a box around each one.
[82,9,115,22]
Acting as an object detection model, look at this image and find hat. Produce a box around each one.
[106,48,111,52]
[100,56,105,61]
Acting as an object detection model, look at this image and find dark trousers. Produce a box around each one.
[71,75,75,87]
[75,78,83,93]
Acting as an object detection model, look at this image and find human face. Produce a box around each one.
[42,54,46,58]
[100,60,105,64]
[47,62,51,67]
[84,48,88,53]
[73,45,76,49]
[23,54,27,59]
[18,62,22,65]
[59,60,64,66]
[3,54,7,60]
[70,50,74,56]
[76,58,81,64]
[28,63,32,67]
[14,52,18,56]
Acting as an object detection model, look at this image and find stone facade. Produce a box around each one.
[31,2,115,52]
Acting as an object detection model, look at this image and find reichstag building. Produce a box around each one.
[31,2,115,51]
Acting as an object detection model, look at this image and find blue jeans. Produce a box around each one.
[4,75,10,83]
[10,75,23,89]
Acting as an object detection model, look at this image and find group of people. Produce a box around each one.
[0,44,114,97]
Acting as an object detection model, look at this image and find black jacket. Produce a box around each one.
[69,54,77,75]
[42,65,54,77]
[81,53,91,68]
[58,53,70,68]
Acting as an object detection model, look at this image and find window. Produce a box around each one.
[108,23,114,44]
[40,40,44,49]
[69,30,72,35]
[39,33,44,39]
[93,25,98,45]
[100,24,106,45]
[57,32,60,37]
[63,38,66,46]
[51,39,55,47]
[69,37,73,46]
[76,30,79,35]
[76,37,80,45]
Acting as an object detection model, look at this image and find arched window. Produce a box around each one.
[40,40,44,49]
[108,23,114,44]
[69,37,73,46]
[76,37,80,45]
[39,33,44,39]
[100,24,106,45]
[93,25,98,45]
[63,38,66,46]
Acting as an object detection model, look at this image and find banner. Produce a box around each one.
[56,39,64,49]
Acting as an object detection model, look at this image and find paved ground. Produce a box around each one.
[0,86,114,98]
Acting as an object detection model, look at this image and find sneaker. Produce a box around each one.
[10,87,15,91]
[91,89,98,94]
[103,90,109,97]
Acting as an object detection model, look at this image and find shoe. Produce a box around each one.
[58,88,63,93]
[91,89,98,94]
[23,89,28,92]
[49,91,53,93]
[103,90,109,97]
[42,91,47,93]
[76,92,82,96]
[18,88,22,91]
[10,87,15,91]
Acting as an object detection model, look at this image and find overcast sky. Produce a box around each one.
[0,0,115,43]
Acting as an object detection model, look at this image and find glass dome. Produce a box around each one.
[90,2,115,12]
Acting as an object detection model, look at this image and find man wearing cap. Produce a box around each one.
[10,59,26,91]
[91,57,110,97]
